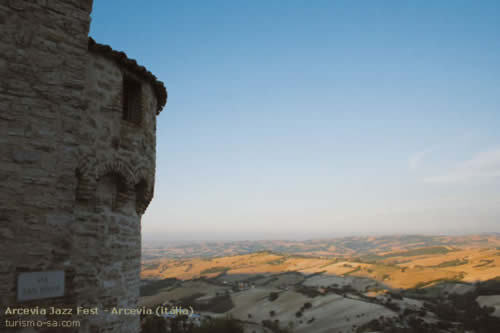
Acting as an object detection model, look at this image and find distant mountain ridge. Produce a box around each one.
[142,233,500,260]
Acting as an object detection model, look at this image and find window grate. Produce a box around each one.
[122,75,142,125]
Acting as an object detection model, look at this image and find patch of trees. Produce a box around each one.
[356,316,436,333]
[359,246,452,263]
[194,317,244,333]
[261,319,294,333]
[426,291,500,332]
[383,298,400,312]
[326,284,356,295]
[200,266,229,275]
[141,315,244,333]
[387,291,403,300]
[476,277,500,295]
[267,257,287,265]
[344,266,361,276]
[412,274,465,290]
[473,259,494,268]
[358,280,500,333]
[294,285,322,298]
[433,258,468,268]
[388,246,451,258]
[141,314,168,333]
[269,291,279,301]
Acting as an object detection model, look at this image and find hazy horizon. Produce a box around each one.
[142,230,500,244]
[91,1,500,242]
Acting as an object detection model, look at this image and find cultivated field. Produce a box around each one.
[140,234,500,332]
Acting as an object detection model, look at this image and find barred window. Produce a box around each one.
[122,75,142,125]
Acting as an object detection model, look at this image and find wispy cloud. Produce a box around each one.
[409,146,439,171]
[424,147,500,184]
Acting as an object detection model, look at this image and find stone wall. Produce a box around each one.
[68,52,158,332]
[0,1,163,332]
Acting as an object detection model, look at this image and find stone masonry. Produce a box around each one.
[0,1,167,332]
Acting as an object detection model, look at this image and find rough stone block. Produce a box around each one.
[11,149,41,163]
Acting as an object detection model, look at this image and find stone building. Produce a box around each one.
[0,1,166,332]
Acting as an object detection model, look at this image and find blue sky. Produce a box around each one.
[90,1,500,241]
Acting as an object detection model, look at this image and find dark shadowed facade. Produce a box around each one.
[0,1,166,332]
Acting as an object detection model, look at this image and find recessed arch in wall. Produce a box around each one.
[96,171,129,211]
[131,166,154,215]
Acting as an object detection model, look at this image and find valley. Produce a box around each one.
[140,234,500,332]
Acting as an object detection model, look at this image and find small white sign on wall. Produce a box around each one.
[17,271,65,301]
